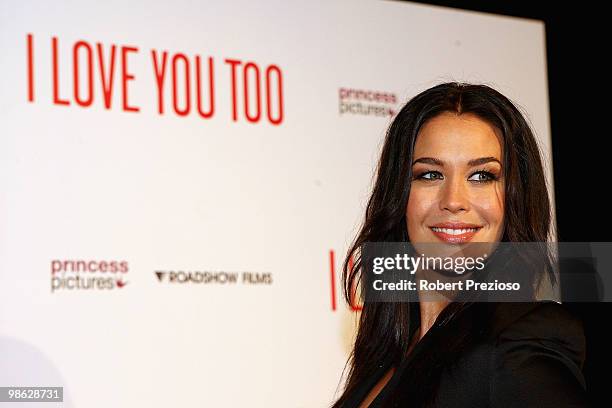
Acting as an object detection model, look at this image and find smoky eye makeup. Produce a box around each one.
[468,167,502,183]
[412,169,443,181]
[469,171,496,183]
[411,166,502,183]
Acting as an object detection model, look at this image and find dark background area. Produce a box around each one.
[402,1,608,404]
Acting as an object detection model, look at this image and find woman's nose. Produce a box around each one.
[439,176,469,213]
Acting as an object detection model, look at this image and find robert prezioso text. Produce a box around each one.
[373,279,521,292]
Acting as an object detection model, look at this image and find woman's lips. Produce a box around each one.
[429,225,482,244]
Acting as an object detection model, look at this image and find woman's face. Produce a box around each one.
[406,112,505,244]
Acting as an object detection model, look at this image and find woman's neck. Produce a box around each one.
[417,299,450,340]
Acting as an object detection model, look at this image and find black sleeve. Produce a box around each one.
[489,302,589,408]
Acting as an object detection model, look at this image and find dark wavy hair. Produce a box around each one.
[331,82,555,407]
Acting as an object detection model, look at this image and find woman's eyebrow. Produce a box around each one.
[412,156,501,166]
[467,157,502,166]
[412,157,444,166]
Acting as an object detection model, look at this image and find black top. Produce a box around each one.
[339,301,588,407]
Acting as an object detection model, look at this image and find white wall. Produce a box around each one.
[0,1,552,406]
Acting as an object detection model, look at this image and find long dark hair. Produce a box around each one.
[331,82,554,407]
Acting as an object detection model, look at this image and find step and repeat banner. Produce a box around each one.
[0,1,553,406]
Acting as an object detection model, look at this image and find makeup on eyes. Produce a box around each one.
[411,166,501,182]
[469,167,500,182]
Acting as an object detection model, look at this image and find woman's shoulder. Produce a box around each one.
[483,301,589,407]
[489,301,585,359]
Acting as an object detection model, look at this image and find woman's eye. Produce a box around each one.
[418,171,443,180]
[468,171,496,182]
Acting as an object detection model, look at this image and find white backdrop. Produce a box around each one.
[0,1,554,407]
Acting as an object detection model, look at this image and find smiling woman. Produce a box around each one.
[330,82,587,408]
[408,112,505,245]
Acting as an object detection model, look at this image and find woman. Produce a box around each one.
[331,82,588,407]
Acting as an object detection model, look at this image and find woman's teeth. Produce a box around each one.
[431,227,478,235]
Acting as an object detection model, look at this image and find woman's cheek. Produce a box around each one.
[407,187,435,218]
[473,196,504,233]
[407,188,438,239]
